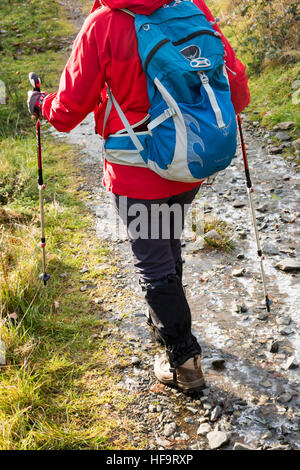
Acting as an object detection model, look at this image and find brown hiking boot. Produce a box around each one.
[154,353,205,392]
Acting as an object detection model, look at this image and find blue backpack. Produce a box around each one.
[103,0,237,183]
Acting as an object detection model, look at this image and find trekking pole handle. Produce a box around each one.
[29,72,41,92]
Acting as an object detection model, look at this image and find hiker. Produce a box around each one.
[27,0,250,392]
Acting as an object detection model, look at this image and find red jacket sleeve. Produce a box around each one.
[42,15,105,132]
[195,0,250,114]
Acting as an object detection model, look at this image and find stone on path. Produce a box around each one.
[210,405,222,422]
[277,393,293,404]
[292,138,300,151]
[269,146,282,154]
[164,422,177,438]
[207,430,229,449]
[282,356,298,370]
[211,358,226,370]
[197,423,211,436]
[275,259,300,272]
[232,267,245,277]
[204,229,222,241]
[232,200,246,208]
[275,131,291,141]
[233,442,256,450]
[263,243,279,256]
[278,326,294,336]
[273,122,295,131]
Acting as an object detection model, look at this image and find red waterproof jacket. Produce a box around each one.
[42,0,250,199]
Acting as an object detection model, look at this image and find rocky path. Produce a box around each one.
[51,112,299,450]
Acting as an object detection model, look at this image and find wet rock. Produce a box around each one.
[232,267,245,277]
[268,340,280,353]
[281,213,296,223]
[275,131,291,141]
[292,138,300,151]
[277,316,291,326]
[263,243,279,256]
[238,303,248,313]
[278,326,294,336]
[282,356,299,370]
[277,393,293,404]
[232,200,246,208]
[210,405,222,422]
[164,422,177,437]
[257,313,268,321]
[273,122,295,131]
[269,146,282,154]
[233,442,256,450]
[207,430,229,449]
[260,380,273,388]
[211,358,226,370]
[275,259,300,272]
[197,423,212,435]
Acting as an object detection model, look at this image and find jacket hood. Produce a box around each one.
[91,0,173,15]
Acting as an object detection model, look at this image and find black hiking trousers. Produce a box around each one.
[111,187,202,367]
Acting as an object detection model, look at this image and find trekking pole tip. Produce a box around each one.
[266,295,272,312]
[39,273,50,286]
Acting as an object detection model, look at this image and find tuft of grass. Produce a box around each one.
[204,215,235,251]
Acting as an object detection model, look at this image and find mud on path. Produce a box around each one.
[51,2,300,451]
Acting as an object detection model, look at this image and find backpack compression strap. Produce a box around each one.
[102,86,144,154]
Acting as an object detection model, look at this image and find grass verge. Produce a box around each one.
[207,0,300,164]
[0,0,141,450]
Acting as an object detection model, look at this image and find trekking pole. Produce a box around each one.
[237,114,271,312]
[29,72,50,286]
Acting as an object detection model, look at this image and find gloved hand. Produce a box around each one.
[27,91,47,118]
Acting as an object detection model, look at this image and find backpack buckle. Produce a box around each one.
[164,107,176,118]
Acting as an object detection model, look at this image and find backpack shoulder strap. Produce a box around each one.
[119,8,136,18]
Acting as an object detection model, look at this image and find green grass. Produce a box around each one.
[246,63,300,133]
[0,136,141,449]
[204,215,235,252]
[0,0,74,138]
[0,0,141,450]
[206,0,300,159]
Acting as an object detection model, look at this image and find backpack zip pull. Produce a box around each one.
[224,62,237,76]
[199,72,225,128]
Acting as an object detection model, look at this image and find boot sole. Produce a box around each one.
[155,373,205,392]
